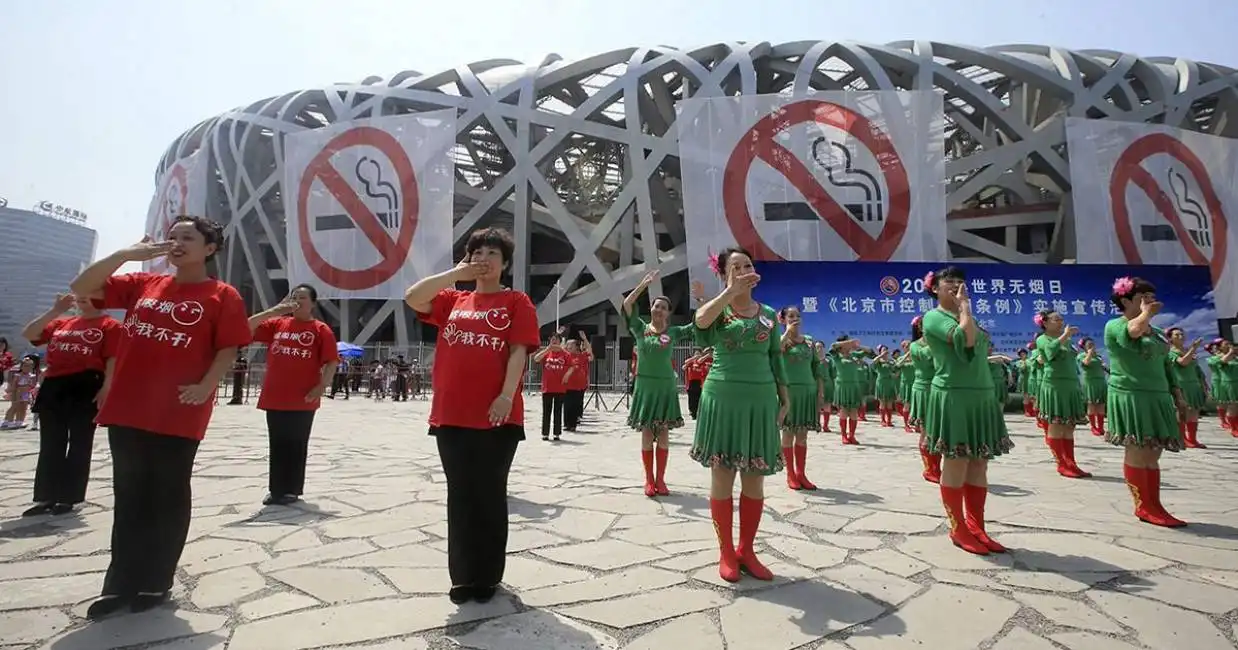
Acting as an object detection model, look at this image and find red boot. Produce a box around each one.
[821,409,832,433]
[782,446,800,490]
[919,438,941,484]
[1147,468,1187,527]
[736,495,774,580]
[845,418,859,444]
[859,404,868,421]
[940,486,989,555]
[641,450,656,497]
[1124,465,1184,528]
[654,447,670,495]
[962,484,1006,553]
[794,444,817,490]
[1062,438,1092,478]
[710,498,740,582]
[1095,415,1106,436]
[1183,421,1206,449]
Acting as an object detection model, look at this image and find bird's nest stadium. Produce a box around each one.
[154,40,1238,347]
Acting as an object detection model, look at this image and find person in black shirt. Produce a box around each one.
[393,355,411,401]
[228,352,248,405]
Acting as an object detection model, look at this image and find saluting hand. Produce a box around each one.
[120,235,175,262]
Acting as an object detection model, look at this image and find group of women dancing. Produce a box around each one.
[12,219,1236,615]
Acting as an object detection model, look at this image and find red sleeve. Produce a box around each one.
[414,288,461,327]
[99,273,153,311]
[101,318,122,358]
[33,318,66,346]
[509,292,541,351]
[318,322,340,363]
[253,320,278,344]
[214,283,254,349]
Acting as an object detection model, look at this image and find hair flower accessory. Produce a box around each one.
[1032,313,1045,327]
[911,315,922,327]
[1026,341,1036,350]
[1112,276,1135,295]
[923,271,936,290]
[707,252,721,275]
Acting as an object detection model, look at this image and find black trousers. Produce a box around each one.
[687,380,702,419]
[34,404,98,504]
[436,428,520,588]
[228,372,245,403]
[330,374,349,398]
[541,393,564,438]
[564,389,585,428]
[394,375,408,400]
[266,410,315,496]
[103,427,199,596]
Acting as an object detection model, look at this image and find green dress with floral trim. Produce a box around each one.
[1035,334,1087,425]
[1167,349,1206,410]
[690,304,787,475]
[873,358,897,401]
[1210,356,1237,405]
[781,336,823,433]
[1076,351,1107,405]
[907,340,934,427]
[831,349,868,410]
[1103,319,1182,451]
[626,311,695,431]
[921,309,1014,458]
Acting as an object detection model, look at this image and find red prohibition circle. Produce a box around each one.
[1109,133,1228,282]
[150,163,189,273]
[297,126,419,291]
[722,99,911,261]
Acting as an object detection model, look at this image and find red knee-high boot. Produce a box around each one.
[822,409,832,432]
[710,498,740,582]
[859,403,868,421]
[1123,465,1185,528]
[736,495,774,580]
[794,444,817,490]
[846,417,859,444]
[782,446,800,490]
[1183,421,1205,449]
[654,447,670,495]
[641,450,656,497]
[962,484,1006,553]
[919,436,941,483]
[1062,438,1092,477]
[940,485,988,555]
[1147,468,1187,527]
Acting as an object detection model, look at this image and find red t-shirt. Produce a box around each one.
[35,316,123,378]
[415,288,540,429]
[253,316,340,411]
[567,351,591,390]
[540,349,570,394]
[0,351,13,373]
[700,358,713,378]
[95,273,253,440]
[683,359,699,383]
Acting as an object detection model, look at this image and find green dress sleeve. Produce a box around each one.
[810,341,824,382]
[671,323,695,343]
[923,309,973,359]
[694,313,719,347]
[768,313,788,387]
[1037,334,1064,361]
[625,310,647,340]
[1104,317,1141,349]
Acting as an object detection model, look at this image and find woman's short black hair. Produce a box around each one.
[926,265,967,296]
[779,305,800,320]
[291,283,319,303]
[465,227,515,267]
[651,296,672,310]
[1036,309,1054,330]
[1079,336,1094,348]
[714,247,752,278]
[1017,348,1027,357]
[172,215,225,262]
[1111,276,1156,311]
[1165,327,1183,338]
[836,334,850,342]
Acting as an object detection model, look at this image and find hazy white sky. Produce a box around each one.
[1,0,1234,266]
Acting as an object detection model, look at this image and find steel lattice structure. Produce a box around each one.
[154,41,1238,345]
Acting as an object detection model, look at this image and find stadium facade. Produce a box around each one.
[0,205,98,353]
[151,41,1238,346]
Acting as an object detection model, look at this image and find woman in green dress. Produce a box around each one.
[1034,310,1091,478]
[622,269,695,497]
[830,337,871,445]
[987,354,1012,413]
[814,340,835,432]
[896,340,915,431]
[1205,339,1237,436]
[1076,337,1108,437]
[921,267,1013,555]
[1104,275,1186,528]
[906,316,941,483]
[1014,349,1031,417]
[692,247,788,583]
[872,345,897,427]
[1166,328,1207,449]
[778,306,825,491]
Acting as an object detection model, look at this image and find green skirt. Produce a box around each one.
[1025,378,1041,400]
[899,376,914,403]
[1036,380,1087,425]
[690,379,783,475]
[1212,381,1236,405]
[874,376,897,401]
[1105,386,1183,451]
[923,386,1014,459]
[1082,378,1107,405]
[1178,382,1207,410]
[908,383,929,427]
[833,380,865,410]
[820,376,835,402]
[993,384,1009,410]
[627,375,684,431]
[782,382,821,434]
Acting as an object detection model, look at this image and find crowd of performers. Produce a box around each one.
[8,219,1238,616]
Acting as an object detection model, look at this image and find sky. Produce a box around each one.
[2,0,1236,272]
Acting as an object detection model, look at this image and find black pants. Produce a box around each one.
[266,410,315,496]
[687,380,702,419]
[34,404,98,504]
[541,393,564,439]
[565,389,585,429]
[103,427,199,596]
[436,428,520,588]
[394,375,408,400]
[330,374,349,398]
[229,372,245,403]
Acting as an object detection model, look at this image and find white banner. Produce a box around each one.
[677,91,946,297]
[1067,118,1237,319]
[283,111,456,300]
[143,149,209,274]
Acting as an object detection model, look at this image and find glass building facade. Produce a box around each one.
[0,206,98,355]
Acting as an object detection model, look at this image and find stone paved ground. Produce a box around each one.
[2,395,1238,650]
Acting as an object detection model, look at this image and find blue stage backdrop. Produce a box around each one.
[752,262,1218,363]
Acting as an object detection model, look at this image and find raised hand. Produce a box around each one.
[53,293,76,312]
[639,270,659,288]
[726,272,760,295]
[1065,325,1079,337]
[120,236,175,262]
[452,258,489,281]
[271,295,300,315]
[1141,299,1163,317]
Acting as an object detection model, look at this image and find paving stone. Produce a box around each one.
[691,558,813,590]
[896,535,1016,571]
[1088,590,1234,650]
[191,566,267,609]
[1050,632,1143,650]
[1000,533,1172,572]
[378,567,452,594]
[320,640,427,650]
[38,609,228,650]
[0,608,72,645]
[0,554,108,580]
[272,566,396,604]
[817,564,922,606]
[450,610,618,650]
[997,570,1117,593]
[0,572,102,610]
[717,581,887,650]
[844,510,943,534]
[847,584,1019,650]
[519,566,687,607]
[765,536,848,570]
[991,627,1059,650]
[653,549,718,571]
[812,532,883,550]
[855,548,931,578]
[555,586,728,629]
[147,634,232,650]
[238,592,320,620]
[532,539,668,570]
[506,528,572,552]
[610,520,714,546]
[623,612,724,650]
[526,508,616,541]
[788,509,852,533]
[1110,573,1238,614]
[370,528,430,549]
[180,538,271,575]
[930,569,1006,591]
[500,555,592,591]
[1012,592,1124,633]
[1118,537,1238,571]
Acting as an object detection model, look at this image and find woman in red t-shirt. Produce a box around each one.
[533,334,569,441]
[405,227,539,605]
[248,283,340,506]
[69,217,252,619]
[562,333,593,431]
[0,338,13,395]
[21,293,121,516]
